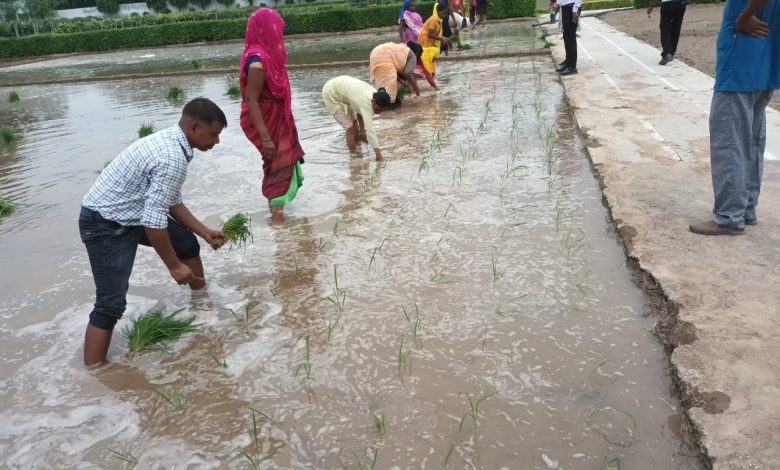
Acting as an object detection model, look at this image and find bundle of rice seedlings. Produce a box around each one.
[167,86,184,102]
[220,212,253,251]
[0,198,15,217]
[138,123,155,138]
[8,91,20,103]
[191,60,201,69]
[0,126,17,145]
[121,310,197,354]
[462,43,473,51]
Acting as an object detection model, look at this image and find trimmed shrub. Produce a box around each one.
[146,0,167,11]
[582,0,632,10]
[489,0,535,19]
[169,0,190,10]
[96,0,120,14]
[0,0,535,57]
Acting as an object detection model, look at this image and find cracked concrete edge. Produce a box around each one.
[539,48,718,470]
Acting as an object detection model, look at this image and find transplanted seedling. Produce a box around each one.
[8,91,20,103]
[238,408,266,469]
[220,212,253,251]
[402,301,422,345]
[155,387,186,411]
[371,412,385,436]
[226,85,241,99]
[325,264,346,315]
[121,310,197,354]
[458,391,497,432]
[337,446,379,470]
[461,43,472,50]
[0,198,16,217]
[0,126,18,145]
[107,448,139,468]
[167,86,185,102]
[227,300,260,330]
[294,333,312,380]
[604,457,622,470]
[137,123,155,138]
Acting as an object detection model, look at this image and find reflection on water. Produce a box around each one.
[0,59,700,468]
[0,21,542,85]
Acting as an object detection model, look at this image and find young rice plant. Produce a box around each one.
[138,123,155,138]
[0,198,16,217]
[221,212,253,251]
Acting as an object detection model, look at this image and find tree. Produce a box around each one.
[168,0,188,10]
[96,0,120,14]
[214,0,232,8]
[191,0,209,10]
[145,0,167,12]
[24,0,54,18]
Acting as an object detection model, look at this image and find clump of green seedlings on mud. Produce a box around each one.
[226,85,241,99]
[138,123,155,138]
[461,43,473,50]
[1,126,18,145]
[0,198,16,217]
[121,310,197,354]
[221,212,253,251]
[191,60,201,70]
[396,84,412,103]
[166,86,185,102]
[8,91,20,103]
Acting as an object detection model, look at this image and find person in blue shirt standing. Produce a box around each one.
[690,0,779,235]
[79,98,228,366]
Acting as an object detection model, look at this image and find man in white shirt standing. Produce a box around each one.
[554,0,582,75]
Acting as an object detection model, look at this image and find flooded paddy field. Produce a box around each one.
[0,52,702,468]
[0,21,542,86]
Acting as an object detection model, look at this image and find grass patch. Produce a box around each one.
[0,198,16,217]
[138,123,155,138]
[0,126,18,145]
[166,86,185,102]
[226,85,241,99]
[121,310,197,354]
[221,212,253,250]
[8,91,20,102]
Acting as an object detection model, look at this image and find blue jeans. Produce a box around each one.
[710,91,774,229]
[79,207,199,330]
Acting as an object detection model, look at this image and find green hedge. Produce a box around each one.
[0,2,350,38]
[489,0,535,18]
[633,0,723,7]
[0,0,535,57]
[582,0,632,10]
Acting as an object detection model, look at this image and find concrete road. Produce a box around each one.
[544,16,780,470]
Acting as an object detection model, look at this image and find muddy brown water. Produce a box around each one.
[0,47,701,468]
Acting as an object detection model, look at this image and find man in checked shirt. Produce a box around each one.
[79,98,228,366]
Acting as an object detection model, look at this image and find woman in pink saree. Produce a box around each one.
[399,0,424,45]
[240,8,305,223]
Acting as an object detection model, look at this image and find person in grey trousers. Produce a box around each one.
[690,0,779,235]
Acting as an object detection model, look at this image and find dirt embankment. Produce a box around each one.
[601,4,780,109]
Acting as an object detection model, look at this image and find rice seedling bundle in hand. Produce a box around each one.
[220,212,253,251]
[121,310,197,354]
[8,91,20,103]
[0,197,15,217]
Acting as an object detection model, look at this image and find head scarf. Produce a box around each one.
[399,0,412,18]
[240,9,291,106]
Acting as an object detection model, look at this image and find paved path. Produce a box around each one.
[544,16,780,469]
